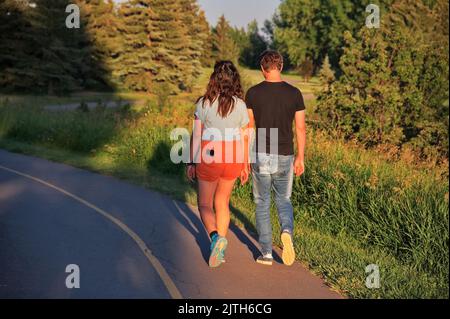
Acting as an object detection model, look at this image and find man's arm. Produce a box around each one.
[246,109,256,171]
[240,124,250,184]
[294,110,306,177]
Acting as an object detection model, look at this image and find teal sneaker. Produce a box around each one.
[210,233,219,252]
[209,236,228,268]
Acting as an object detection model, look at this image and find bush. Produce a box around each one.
[316,1,449,161]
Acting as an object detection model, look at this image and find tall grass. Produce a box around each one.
[303,132,448,273]
[0,104,123,153]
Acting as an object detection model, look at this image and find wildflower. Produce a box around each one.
[333,170,346,181]
[366,173,378,190]
[393,187,402,194]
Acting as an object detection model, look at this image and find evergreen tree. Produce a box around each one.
[1,0,84,94]
[233,20,268,68]
[212,15,239,63]
[116,0,154,92]
[197,9,213,67]
[27,0,107,94]
[245,21,268,68]
[230,26,248,61]
[0,0,39,92]
[149,0,190,92]
[1,0,117,93]
[318,55,335,90]
[262,19,275,47]
[179,0,206,91]
[75,0,124,89]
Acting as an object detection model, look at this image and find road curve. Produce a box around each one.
[0,149,342,299]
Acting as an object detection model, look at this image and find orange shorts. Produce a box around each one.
[196,140,245,182]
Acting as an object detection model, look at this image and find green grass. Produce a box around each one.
[242,69,323,95]
[0,68,448,299]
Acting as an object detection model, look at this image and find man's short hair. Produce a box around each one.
[260,50,283,72]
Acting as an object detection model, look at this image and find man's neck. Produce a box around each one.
[264,71,283,83]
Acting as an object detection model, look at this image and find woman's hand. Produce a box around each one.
[240,166,249,185]
[186,165,196,182]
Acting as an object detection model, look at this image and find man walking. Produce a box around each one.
[246,50,306,266]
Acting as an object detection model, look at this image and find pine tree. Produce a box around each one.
[230,26,248,56]
[116,0,154,92]
[149,0,189,93]
[198,9,213,67]
[75,0,124,89]
[1,0,119,93]
[212,15,239,63]
[0,0,39,91]
[239,20,268,68]
[179,0,206,91]
[318,55,335,90]
[29,0,102,94]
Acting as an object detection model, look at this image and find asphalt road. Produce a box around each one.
[0,149,341,299]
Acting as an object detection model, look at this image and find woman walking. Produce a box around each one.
[187,61,250,268]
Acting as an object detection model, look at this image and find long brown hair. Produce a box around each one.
[199,61,244,118]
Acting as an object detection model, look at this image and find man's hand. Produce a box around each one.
[294,157,305,177]
[186,165,196,182]
[240,166,249,185]
[294,110,306,177]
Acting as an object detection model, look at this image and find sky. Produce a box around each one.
[197,0,280,29]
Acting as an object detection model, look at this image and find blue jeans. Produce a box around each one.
[251,153,295,255]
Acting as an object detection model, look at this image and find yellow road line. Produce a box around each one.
[0,164,183,299]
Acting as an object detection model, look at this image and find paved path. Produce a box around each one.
[0,149,341,299]
[44,100,133,111]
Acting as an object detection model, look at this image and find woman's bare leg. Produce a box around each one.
[197,179,219,234]
[214,178,237,237]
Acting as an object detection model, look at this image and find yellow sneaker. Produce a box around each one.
[281,232,295,266]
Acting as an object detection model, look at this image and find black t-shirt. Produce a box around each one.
[245,81,305,155]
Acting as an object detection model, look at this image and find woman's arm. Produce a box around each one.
[187,116,202,181]
[191,116,202,163]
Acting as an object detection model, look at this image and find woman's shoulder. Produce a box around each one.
[196,96,205,106]
[234,97,248,113]
[234,96,247,108]
[197,96,217,108]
